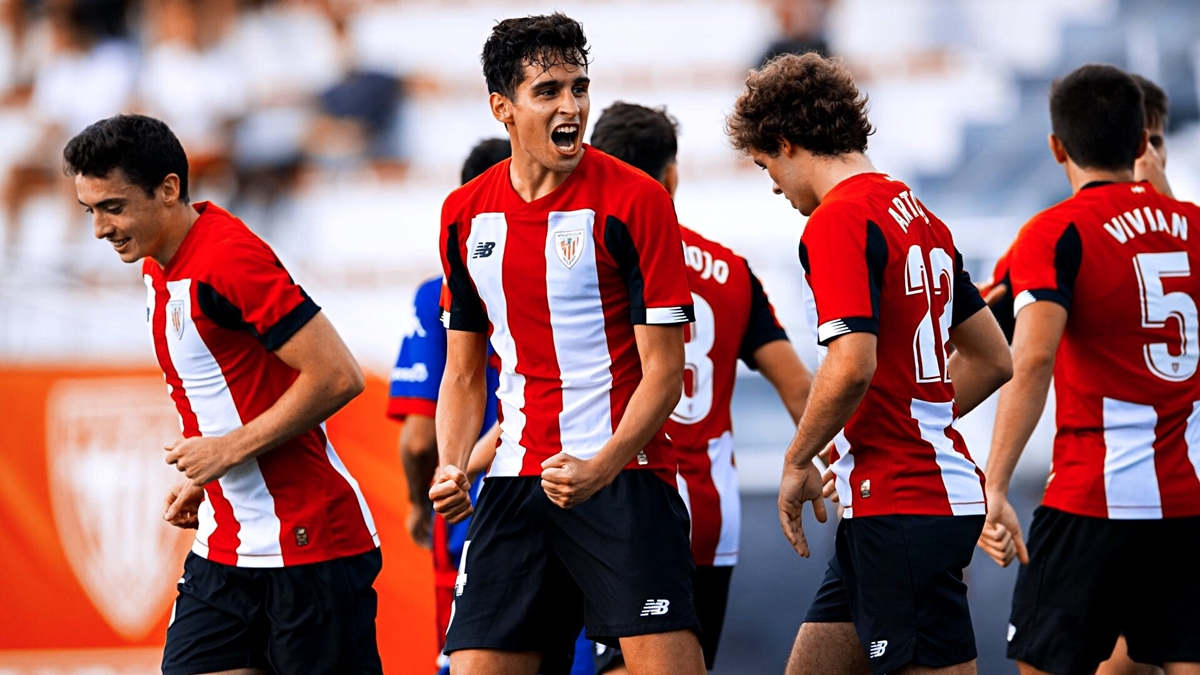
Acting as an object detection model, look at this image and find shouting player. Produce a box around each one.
[590,101,813,673]
[984,64,1200,675]
[430,14,705,675]
[727,53,1012,675]
[65,114,381,674]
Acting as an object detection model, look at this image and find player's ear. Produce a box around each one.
[159,174,181,206]
[1047,134,1068,165]
[490,92,514,126]
[1134,128,1149,161]
[779,138,796,158]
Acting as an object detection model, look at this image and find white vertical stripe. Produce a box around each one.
[911,399,986,515]
[710,431,741,566]
[322,427,380,546]
[195,495,216,550]
[1103,397,1163,519]
[163,279,282,563]
[801,276,828,365]
[1187,402,1200,486]
[675,471,692,541]
[545,210,613,459]
[829,430,855,517]
[466,213,526,477]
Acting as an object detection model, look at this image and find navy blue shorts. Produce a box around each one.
[804,515,984,675]
[1008,507,1200,675]
[161,548,382,675]
[444,472,699,675]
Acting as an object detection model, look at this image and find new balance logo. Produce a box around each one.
[472,241,496,258]
[640,599,670,617]
[868,640,888,659]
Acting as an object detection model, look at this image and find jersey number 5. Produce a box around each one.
[906,245,955,383]
[673,293,714,424]
[1134,251,1198,381]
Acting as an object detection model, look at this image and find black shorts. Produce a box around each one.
[595,564,732,673]
[161,548,382,675]
[804,515,984,675]
[444,471,699,674]
[1008,506,1200,675]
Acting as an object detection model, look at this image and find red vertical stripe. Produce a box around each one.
[504,220,564,473]
[1154,405,1200,518]
[148,275,241,563]
[679,449,722,566]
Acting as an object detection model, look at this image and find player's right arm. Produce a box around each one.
[430,213,492,523]
[431,329,488,523]
[740,261,812,425]
[945,250,1012,417]
[979,217,1075,567]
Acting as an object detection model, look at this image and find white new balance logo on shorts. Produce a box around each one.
[869,640,888,659]
[640,599,670,617]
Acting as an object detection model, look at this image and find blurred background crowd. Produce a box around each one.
[2,1,1200,671]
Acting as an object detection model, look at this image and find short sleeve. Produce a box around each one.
[951,249,987,328]
[799,213,887,346]
[739,261,789,368]
[197,239,319,351]
[985,246,1016,343]
[602,185,695,325]
[1010,217,1081,316]
[439,207,488,333]
[387,279,447,420]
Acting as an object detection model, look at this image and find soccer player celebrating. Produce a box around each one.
[388,138,510,675]
[430,13,705,675]
[64,114,381,674]
[983,64,1200,675]
[727,53,1012,675]
[590,101,813,673]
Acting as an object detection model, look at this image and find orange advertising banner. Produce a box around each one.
[0,366,435,672]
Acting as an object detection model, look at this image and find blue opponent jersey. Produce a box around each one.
[388,277,500,432]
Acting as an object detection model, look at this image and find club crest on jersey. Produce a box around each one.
[555,229,586,269]
[168,300,185,340]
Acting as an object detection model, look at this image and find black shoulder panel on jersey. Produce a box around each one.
[988,269,1016,344]
[798,240,811,275]
[603,215,649,323]
[951,249,987,329]
[865,220,889,322]
[739,260,789,369]
[1052,222,1083,310]
[444,221,489,333]
[196,281,319,351]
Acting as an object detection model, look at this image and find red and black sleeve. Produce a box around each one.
[800,211,888,346]
[603,184,695,325]
[1010,216,1081,316]
[439,208,488,333]
[739,260,789,369]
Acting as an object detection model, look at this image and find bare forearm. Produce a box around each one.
[783,366,868,468]
[986,360,1053,494]
[593,368,682,474]
[400,416,438,503]
[755,340,812,425]
[435,376,486,471]
[947,352,1011,416]
[225,367,362,463]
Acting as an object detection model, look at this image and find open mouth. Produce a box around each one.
[111,237,131,251]
[551,124,580,154]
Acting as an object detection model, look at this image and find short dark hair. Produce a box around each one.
[590,102,679,181]
[1050,64,1144,171]
[481,13,591,100]
[461,138,512,184]
[63,114,190,201]
[1130,73,1168,131]
[727,52,873,157]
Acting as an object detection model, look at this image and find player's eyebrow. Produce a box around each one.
[531,74,590,91]
[79,197,126,210]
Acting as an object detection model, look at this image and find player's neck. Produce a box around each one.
[1065,162,1136,195]
[812,152,878,205]
[149,204,201,268]
[508,149,580,202]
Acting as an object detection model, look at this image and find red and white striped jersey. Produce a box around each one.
[669,227,788,566]
[142,202,378,567]
[439,147,695,480]
[1010,181,1200,519]
[800,173,988,518]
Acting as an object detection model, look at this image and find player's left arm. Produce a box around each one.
[754,341,812,425]
[541,323,685,509]
[165,311,364,485]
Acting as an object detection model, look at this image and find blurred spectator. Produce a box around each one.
[758,0,833,66]
[137,0,244,199]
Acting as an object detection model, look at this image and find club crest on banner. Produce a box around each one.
[555,229,586,269]
[46,378,193,640]
[168,300,185,340]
